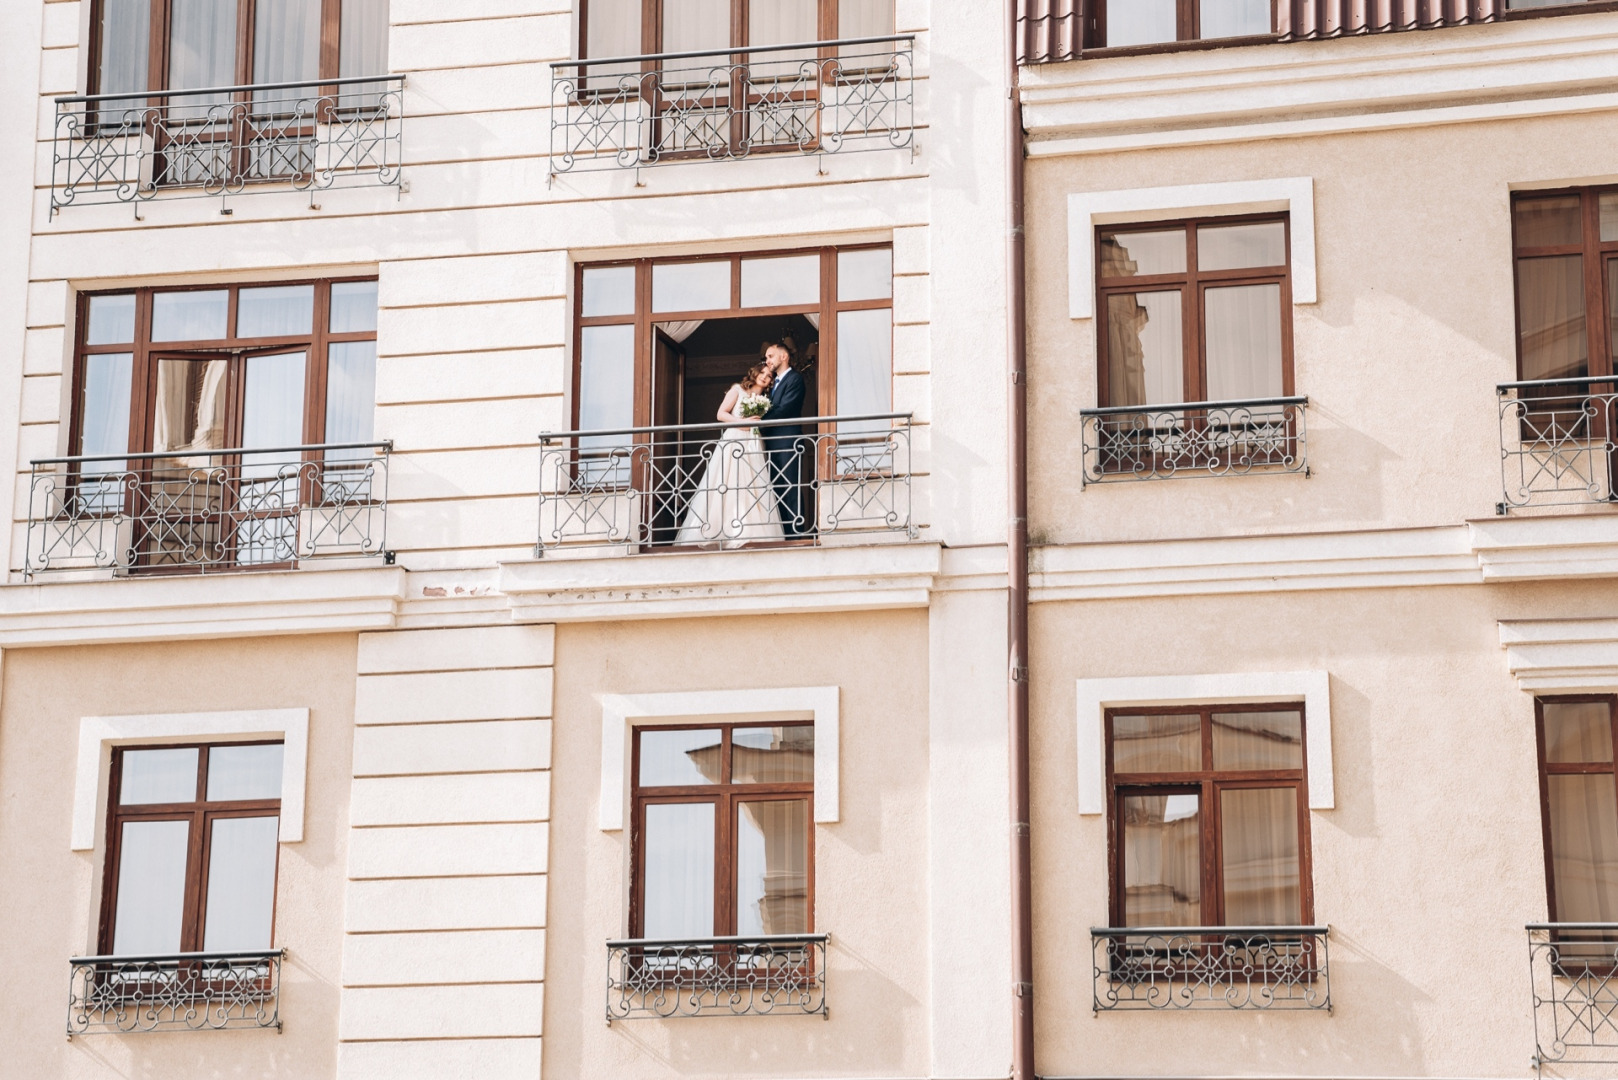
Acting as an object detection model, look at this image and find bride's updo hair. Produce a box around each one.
[741,361,773,392]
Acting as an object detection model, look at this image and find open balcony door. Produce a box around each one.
[647,330,686,547]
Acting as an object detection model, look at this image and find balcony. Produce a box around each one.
[1498,377,1618,512]
[1529,923,1618,1067]
[51,75,405,213]
[1079,397,1309,484]
[24,443,392,577]
[606,934,828,1021]
[67,949,282,1035]
[537,414,915,555]
[1091,926,1331,1012]
[548,36,914,174]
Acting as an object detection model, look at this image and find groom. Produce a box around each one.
[762,342,810,537]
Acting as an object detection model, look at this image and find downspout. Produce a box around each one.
[1005,2,1035,1080]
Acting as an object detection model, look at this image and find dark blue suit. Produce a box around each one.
[763,367,809,536]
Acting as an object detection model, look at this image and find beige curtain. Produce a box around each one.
[1549,774,1618,921]
[1204,283,1283,402]
[1219,788,1300,925]
[664,0,729,52]
[1123,794,1201,926]
[154,359,229,464]
[254,0,322,85]
[750,0,817,46]
[1518,255,1588,382]
[839,0,894,37]
[736,799,809,935]
[585,0,640,57]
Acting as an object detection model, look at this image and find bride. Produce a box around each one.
[676,362,786,548]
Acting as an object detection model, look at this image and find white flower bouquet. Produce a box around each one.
[738,392,770,433]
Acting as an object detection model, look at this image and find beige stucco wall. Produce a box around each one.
[545,611,931,1080]
[0,634,358,1079]
[1025,110,1618,545]
[1028,580,1618,1078]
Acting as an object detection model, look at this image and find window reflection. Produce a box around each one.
[736,799,809,934]
[1545,702,1615,764]
[639,728,723,786]
[1122,793,1201,926]
[1101,231,1185,278]
[1106,292,1183,407]
[732,726,815,783]
[1113,714,1201,773]
[1517,255,1588,382]
[1211,711,1303,771]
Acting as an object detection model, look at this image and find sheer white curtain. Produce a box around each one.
[169,0,238,92]
[643,803,716,937]
[750,0,817,45]
[98,0,150,100]
[839,0,894,37]
[254,0,322,85]
[341,0,391,77]
[586,0,641,57]
[657,320,705,343]
[1204,284,1283,401]
[664,0,729,52]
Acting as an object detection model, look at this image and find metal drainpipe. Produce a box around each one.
[1005,1,1035,1079]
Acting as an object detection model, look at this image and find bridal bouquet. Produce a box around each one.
[738,392,770,433]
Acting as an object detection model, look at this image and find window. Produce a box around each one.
[1536,698,1618,926]
[580,0,893,58]
[1107,705,1311,927]
[1086,0,1274,49]
[1097,216,1292,408]
[92,0,390,98]
[101,742,284,955]
[1512,189,1618,385]
[631,724,814,938]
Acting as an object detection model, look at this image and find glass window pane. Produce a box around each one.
[749,0,816,46]
[1198,222,1286,271]
[238,285,314,338]
[330,281,379,333]
[836,307,892,424]
[643,802,716,938]
[579,325,636,482]
[1212,711,1303,771]
[1548,774,1618,922]
[169,0,238,91]
[87,295,137,345]
[1516,196,1583,248]
[737,799,809,935]
[839,0,894,37]
[202,815,280,950]
[639,729,724,786]
[585,0,641,57]
[1107,0,1177,46]
[1200,0,1270,38]
[80,353,133,461]
[208,744,285,801]
[652,261,730,313]
[733,726,814,784]
[1517,255,1588,382]
[662,0,729,52]
[583,267,637,317]
[339,0,390,78]
[1105,291,1183,407]
[1100,230,1186,278]
[741,255,820,308]
[838,248,893,302]
[242,351,307,449]
[112,819,192,954]
[1545,702,1615,764]
[151,290,229,342]
[98,0,151,97]
[253,0,321,84]
[1112,714,1201,773]
[325,341,377,444]
[1220,787,1301,925]
[153,358,231,457]
[1122,793,1201,926]
[1204,283,1284,401]
[122,748,200,804]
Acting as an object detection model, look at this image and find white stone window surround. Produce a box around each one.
[71,708,310,850]
[598,687,840,831]
[1067,177,1318,320]
[1076,671,1333,815]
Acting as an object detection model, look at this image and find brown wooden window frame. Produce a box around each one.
[99,740,284,956]
[88,0,367,97]
[1534,695,1618,925]
[1511,186,1618,386]
[629,721,815,940]
[579,0,889,58]
[1082,0,1278,52]
[72,278,378,464]
[1105,703,1314,929]
[1095,213,1295,410]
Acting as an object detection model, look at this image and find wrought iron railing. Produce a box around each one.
[25,442,391,576]
[68,949,283,1035]
[1529,923,1618,1066]
[549,36,914,174]
[537,413,915,554]
[51,74,404,212]
[1091,926,1331,1012]
[606,934,828,1020]
[1498,377,1618,512]
[1080,397,1308,484]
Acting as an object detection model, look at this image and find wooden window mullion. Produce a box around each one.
[320,0,342,83]
[1184,226,1203,402]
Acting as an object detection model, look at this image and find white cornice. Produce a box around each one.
[1020,14,1618,154]
[1500,618,1618,692]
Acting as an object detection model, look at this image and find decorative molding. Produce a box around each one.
[598,687,840,831]
[72,708,309,850]
[1500,618,1618,692]
[1067,178,1316,320]
[1075,672,1333,816]
[1470,515,1618,581]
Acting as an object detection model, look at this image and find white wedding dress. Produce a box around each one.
[675,388,786,548]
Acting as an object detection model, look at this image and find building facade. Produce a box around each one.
[7,2,1618,1080]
